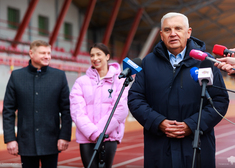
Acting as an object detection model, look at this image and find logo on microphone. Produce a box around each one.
[202,70,209,74]
[198,67,213,86]
[127,60,139,69]
[195,50,203,56]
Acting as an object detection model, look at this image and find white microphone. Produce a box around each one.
[190,67,213,106]
[198,59,213,86]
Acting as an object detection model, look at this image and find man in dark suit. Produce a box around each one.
[128,12,229,168]
[3,40,72,168]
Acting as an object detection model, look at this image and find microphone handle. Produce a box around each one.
[224,49,235,56]
[205,56,235,71]
[118,68,131,79]
[205,56,221,64]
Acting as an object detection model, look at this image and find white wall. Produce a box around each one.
[0,65,11,100]
[0,0,28,39]
[0,0,88,53]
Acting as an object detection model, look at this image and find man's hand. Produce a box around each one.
[172,121,192,137]
[159,119,192,138]
[7,141,18,156]
[57,139,69,151]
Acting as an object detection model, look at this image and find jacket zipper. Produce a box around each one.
[173,65,183,89]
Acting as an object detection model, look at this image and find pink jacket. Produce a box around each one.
[70,63,129,144]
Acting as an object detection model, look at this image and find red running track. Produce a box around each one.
[0,117,235,168]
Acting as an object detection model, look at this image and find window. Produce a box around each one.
[8,7,20,29]
[38,15,49,36]
[64,22,72,41]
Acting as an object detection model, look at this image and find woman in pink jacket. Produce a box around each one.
[70,43,129,168]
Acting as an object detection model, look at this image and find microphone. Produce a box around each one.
[190,66,213,105]
[191,60,215,167]
[198,59,213,86]
[212,44,235,57]
[190,67,199,82]
[118,57,142,79]
[190,66,235,94]
[189,49,221,64]
[190,49,235,71]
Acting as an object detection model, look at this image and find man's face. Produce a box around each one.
[29,46,51,70]
[160,16,192,56]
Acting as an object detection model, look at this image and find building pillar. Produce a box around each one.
[102,0,122,46]
[73,0,97,57]
[12,0,39,47]
[119,8,144,63]
[49,0,72,47]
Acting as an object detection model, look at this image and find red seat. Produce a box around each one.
[60,47,65,52]
[0,45,6,52]
[54,46,60,51]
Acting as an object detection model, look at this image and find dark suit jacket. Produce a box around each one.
[128,37,229,168]
[3,60,72,156]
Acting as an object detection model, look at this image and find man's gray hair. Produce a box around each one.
[161,12,189,29]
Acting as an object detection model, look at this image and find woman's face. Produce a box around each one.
[90,47,110,71]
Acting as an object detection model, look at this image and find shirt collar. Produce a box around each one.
[168,47,187,59]
[168,47,187,68]
[28,60,48,73]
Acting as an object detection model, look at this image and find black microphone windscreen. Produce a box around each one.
[199,59,214,70]
[132,58,142,67]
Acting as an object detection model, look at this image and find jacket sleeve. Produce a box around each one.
[128,62,166,135]
[70,78,100,141]
[3,73,17,143]
[59,72,72,141]
[184,66,229,133]
[95,76,129,136]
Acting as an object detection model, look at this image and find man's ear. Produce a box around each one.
[187,27,192,39]
[160,31,163,41]
[29,50,33,58]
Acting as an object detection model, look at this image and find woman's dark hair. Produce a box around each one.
[89,43,110,56]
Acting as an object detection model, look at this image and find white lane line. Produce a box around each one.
[0,163,22,167]
[215,130,235,138]
[58,143,143,165]
[0,157,21,163]
[216,145,235,155]
[117,143,143,151]
[112,156,144,168]
[215,124,234,130]
[122,134,143,141]
[58,157,81,165]
[58,166,79,168]
[66,145,79,151]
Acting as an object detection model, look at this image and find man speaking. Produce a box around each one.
[128,12,229,168]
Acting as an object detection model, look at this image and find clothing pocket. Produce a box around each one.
[44,116,59,136]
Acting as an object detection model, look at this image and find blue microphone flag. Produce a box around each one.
[190,67,199,82]
[122,57,142,75]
